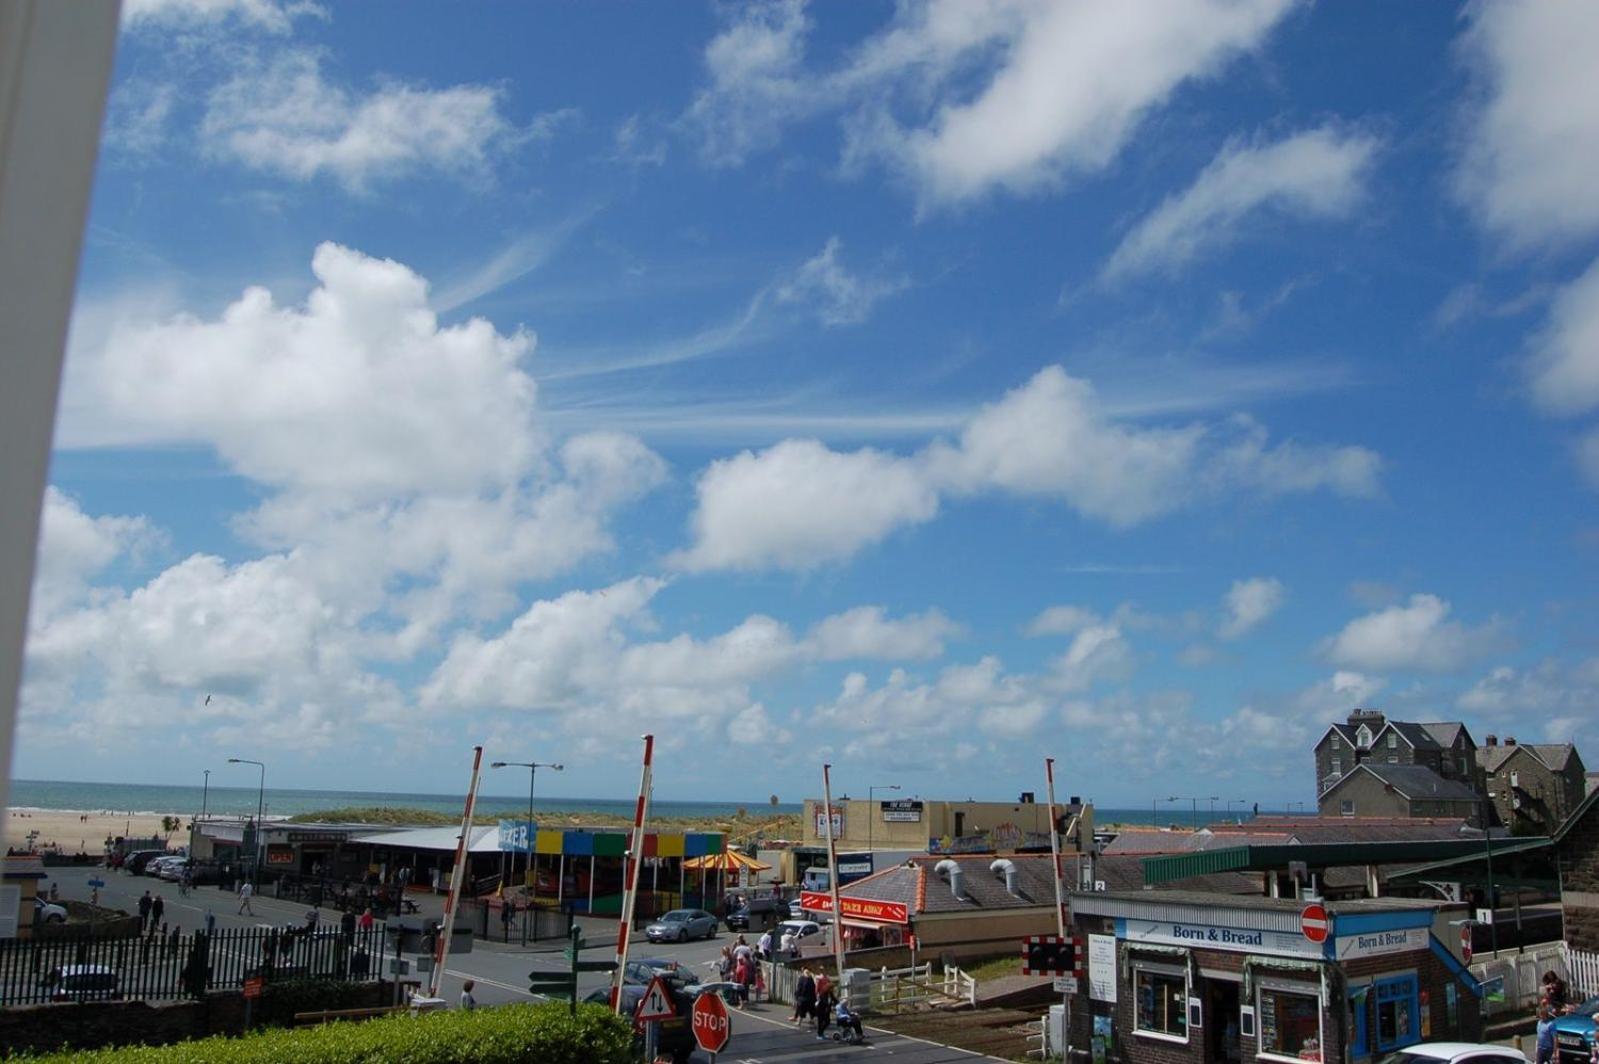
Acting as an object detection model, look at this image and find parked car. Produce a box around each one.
[582,984,696,1064]
[625,958,697,991]
[644,909,718,943]
[1377,1045,1528,1063]
[42,964,121,1002]
[124,850,168,875]
[788,898,805,919]
[725,895,784,931]
[776,919,823,943]
[150,856,186,879]
[1552,996,1599,1062]
[33,897,67,924]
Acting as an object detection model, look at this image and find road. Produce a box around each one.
[42,866,1005,1061]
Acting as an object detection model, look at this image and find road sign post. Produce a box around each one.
[693,989,732,1056]
[527,924,616,1014]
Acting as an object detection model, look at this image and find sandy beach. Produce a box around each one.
[2,808,188,855]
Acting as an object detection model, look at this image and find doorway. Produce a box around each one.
[954,812,966,836]
[1206,979,1242,1063]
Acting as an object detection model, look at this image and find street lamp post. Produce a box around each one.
[491,759,563,945]
[1226,798,1247,823]
[226,758,265,888]
[867,784,901,854]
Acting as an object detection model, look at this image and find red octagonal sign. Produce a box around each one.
[692,990,731,1054]
[1300,902,1330,944]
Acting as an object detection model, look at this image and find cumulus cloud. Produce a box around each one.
[1026,605,1103,637]
[201,51,526,190]
[775,238,908,326]
[1103,127,1379,280]
[1324,594,1503,673]
[64,242,538,499]
[689,0,1297,207]
[807,606,958,661]
[122,0,322,34]
[1526,256,1599,418]
[1046,625,1133,692]
[672,439,939,571]
[1456,1,1599,249]
[30,489,162,624]
[678,366,1379,571]
[1218,577,1285,640]
[1457,656,1599,720]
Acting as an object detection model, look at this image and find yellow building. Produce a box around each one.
[801,794,1093,854]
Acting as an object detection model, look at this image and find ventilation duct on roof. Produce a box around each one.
[934,859,967,901]
[989,858,1020,896]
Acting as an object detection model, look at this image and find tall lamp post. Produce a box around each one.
[491,759,563,945]
[226,758,265,887]
[867,783,900,855]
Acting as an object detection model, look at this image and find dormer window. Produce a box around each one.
[1356,725,1372,748]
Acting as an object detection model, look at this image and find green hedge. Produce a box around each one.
[20,1002,634,1064]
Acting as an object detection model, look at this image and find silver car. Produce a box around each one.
[644,909,718,943]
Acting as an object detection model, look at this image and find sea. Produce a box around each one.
[6,778,1278,829]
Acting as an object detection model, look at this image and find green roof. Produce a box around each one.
[1140,839,1550,887]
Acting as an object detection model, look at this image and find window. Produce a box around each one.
[1374,974,1419,1052]
[1356,725,1372,747]
[1258,982,1322,1062]
[1134,965,1188,1041]
[1387,756,1398,764]
[1510,771,1519,788]
[1331,757,1342,776]
[1331,736,1341,750]
[1340,799,1355,816]
[1387,733,1397,750]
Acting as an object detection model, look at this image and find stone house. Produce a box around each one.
[1316,764,1484,826]
[1552,785,1599,951]
[1314,708,1480,801]
[1478,735,1588,835]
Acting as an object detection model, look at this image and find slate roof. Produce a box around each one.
[1386,721,1444,751]
[1531,744,1577,772]
[1354,764,1480,802]
[1419,722,1470,749]
[1476,744,1525,772]
[1100,829,1192,856]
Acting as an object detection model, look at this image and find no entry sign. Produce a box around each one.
[692,990,731,1053]
[1300,903,1330,944]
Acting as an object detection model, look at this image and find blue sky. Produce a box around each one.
[17,0,1599,809]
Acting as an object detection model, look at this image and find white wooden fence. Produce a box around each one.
[1566,944,1599,998]
[760,959,975,1013]
[1472,940,1565,1015]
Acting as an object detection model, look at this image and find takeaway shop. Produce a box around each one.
[1066,890,1483,1063]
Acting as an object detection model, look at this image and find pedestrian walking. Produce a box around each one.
[151,894,165,927]
[341,908,357,940]
[717,945,733,982]
[1536,1001,1556,1064]
[757,928,773,960]
[501,900,515,943]
[815,981,837,1041]
[733,953,752,1010]
[460,979,477,1011]
[792,968,816,1025]
[358,907,374,931]
[780,927,797,959]
[734,935,753,966]
[238,880,254,916]
[138,890,153,932]
[204,908,216,935]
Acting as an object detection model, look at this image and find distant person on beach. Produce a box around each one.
[238,880,254,915]
[138,890,153,931]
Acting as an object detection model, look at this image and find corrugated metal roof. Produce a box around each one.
[350,825,501,853]
[1140,839,1541,887]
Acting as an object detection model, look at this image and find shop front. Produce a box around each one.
[1068,890,1482,1063]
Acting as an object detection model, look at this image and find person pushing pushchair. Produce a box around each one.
[834,994,865,1044]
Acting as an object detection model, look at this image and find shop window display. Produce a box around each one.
[1134,967,1188,1039]
[1375,974,1419,1052]
[1258,984,1321,1061]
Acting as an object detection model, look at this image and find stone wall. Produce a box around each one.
[1559,796,1599,950]
[0,980,395,1056]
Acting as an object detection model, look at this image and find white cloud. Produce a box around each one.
[1026,605,1102,637]
[122,0,322,34]
[728,703,791,746]
[1218,577,1285,640]
[201,51,523,190]
[1046,625,1133,692]
[30,489,162,624]
[686,0,813,166]
[1103,127,1379,280]
[1456,1,1599,248]
[679,366,1379,571]
[1526,256,1599,418]
[64,242,538,500]
[775,237,908,327]
[1324,594,1502,673]
[673,439,939,572]
[1579,428,1599,490]
[807,606,958,661]
[1457,656,1599,718]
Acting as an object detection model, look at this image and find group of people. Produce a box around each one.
[790,968,864,1044]
[755,925,801,961]
[716,937,765,1006]
[1533,969,1590,1063]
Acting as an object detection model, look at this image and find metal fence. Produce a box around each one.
[0,924,390,1007]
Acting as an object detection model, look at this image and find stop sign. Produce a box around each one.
[692,991,731,1053]
[1300,902,1330,944]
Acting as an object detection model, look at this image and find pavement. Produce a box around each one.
[41,865,1009,1062]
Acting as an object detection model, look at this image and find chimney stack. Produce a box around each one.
[1485,735,1497,747]
[1506,736,1517,746]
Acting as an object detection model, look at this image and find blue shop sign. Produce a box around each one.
[497,819,536,853]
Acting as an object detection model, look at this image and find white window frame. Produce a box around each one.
[1387,732,1398,750]
[1255,975,1324,1064]
[1331,757,1342,776]
[1131,960,1190,1044]
[1340,799,1355,816]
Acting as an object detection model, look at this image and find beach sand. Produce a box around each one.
[2,808,187,855]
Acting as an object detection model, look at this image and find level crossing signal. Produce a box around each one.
[1022,934,1081,976]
